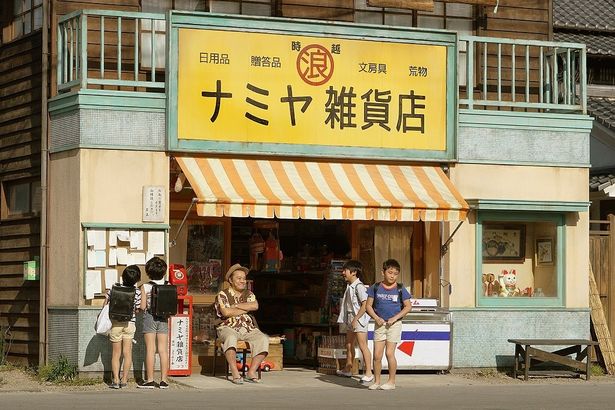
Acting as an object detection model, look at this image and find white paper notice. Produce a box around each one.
[87,249,97,268]
[87,229,107,250]
[104,269,118,289]
[116,248,128,265]
[95,250,106,267]
[88,230,106,250]
[85,270,102,299]
[147,231,165,255]
[146,251,154,263]
[131,252,146,265]
[130,231,144,250]
[108,231,118,247]
[116,230,130,243]
[108,248,117,266]
[86,230,96,248]
[126,253,135,266]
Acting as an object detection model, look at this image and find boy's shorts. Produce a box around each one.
[341,318,368,334]
[142,311,169,334]
[374,320,402,343]
[109,321,136,342]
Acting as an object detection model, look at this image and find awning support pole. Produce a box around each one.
[440,220,464,256]
[169,197,198,248]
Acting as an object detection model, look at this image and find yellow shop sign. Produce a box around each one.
[177,28,448,151]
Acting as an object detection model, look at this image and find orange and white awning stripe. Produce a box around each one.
[176,157,468,221]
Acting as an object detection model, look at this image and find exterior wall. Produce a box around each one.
[79,149,169,224]
[48,148,168,308]
[458,120,590,167]
[0,32,42,366]
[448,163,589,309]
[49,108,166,153]
[48,307,153,374]
[48,150,81,307]
[480,0,550,41]
[451,309,590,368]
[47,148,168,362]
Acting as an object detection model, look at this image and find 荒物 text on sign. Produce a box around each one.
[177,29,448,151]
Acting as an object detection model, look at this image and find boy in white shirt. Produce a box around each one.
[336,260,374,384]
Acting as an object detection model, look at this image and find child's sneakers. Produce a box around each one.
[367,383,381,390]
[360,375,374,383]
[159,381,169,389]
[335,369,352,377]
[380,383,396,390]
[137,380,158,389]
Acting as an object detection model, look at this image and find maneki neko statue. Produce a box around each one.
[498,269,521,297]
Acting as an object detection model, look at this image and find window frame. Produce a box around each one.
[0,178,41,220]
[475,211,565,308]
[2,0,43,44]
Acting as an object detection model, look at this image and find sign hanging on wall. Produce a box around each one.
[176,28,449,152]
[142,186,165,223]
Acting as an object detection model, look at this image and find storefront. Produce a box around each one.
[162,12,467,367]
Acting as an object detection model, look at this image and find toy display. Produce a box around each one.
[481,273,501,297]
[483,269,535,298]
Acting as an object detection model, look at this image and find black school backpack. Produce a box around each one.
[109,284,136,322]
[149,281,178,319]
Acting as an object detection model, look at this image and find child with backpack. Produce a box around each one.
[336,260,374,384]
[365,259,412,391]
[105,265,142,389]
[138,257,174,389]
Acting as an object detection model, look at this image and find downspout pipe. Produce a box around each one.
[39,0,50,367]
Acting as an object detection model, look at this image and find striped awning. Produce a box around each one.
[176,157,468,221]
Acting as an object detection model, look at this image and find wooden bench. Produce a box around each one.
[508,339,598,381]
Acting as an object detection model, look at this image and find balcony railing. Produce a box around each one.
[56,10,587,115]
[459,35,587,114]
[57,10,166,93]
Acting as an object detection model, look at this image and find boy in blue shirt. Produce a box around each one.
[366,259,412,390]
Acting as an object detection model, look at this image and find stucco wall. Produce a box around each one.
[80,149,169,223]
[48,150,81,306]
[447,164,589,309]
[48,149,169,306]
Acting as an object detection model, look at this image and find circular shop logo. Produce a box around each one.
[296,44,334,86]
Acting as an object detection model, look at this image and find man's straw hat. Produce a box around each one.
[225,263,249,281]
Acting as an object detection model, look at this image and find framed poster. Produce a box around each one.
[535,238,554,266]
[482,224,526,262]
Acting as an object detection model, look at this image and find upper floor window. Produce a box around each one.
[3,0,43,43]
[1,179,41,219]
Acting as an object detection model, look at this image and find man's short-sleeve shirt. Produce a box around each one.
[215,287,257,332]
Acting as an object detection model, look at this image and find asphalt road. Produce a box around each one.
[2,383,614,409]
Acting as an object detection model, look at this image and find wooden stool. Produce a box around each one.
[212,339,262,380]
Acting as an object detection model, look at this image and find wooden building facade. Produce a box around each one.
[2,0,590,369]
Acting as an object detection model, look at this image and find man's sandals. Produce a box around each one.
[243,373,261,383]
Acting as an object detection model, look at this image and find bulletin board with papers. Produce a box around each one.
[82,223,169,300]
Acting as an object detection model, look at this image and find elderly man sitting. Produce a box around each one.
[215,263,269,384]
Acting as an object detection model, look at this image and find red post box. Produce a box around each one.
[169,264,188,313]
[168,264,192,376]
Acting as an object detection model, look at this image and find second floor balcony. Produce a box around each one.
[51,8,593,166]
[56,9,588,115]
